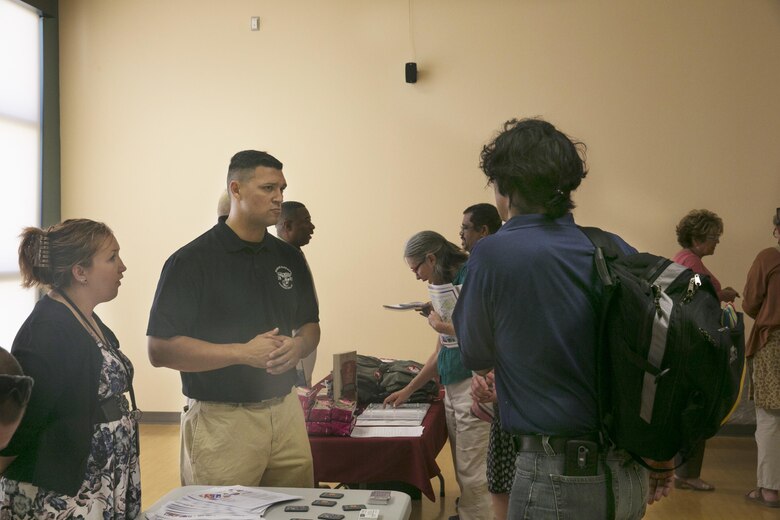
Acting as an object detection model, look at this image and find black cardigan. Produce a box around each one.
[1,295,115,496]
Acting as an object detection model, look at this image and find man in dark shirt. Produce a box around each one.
[276,201,315,249]
[147,150,320,487]
[453,118,672,519]
[275,201,319,386]
[459,203,502,254]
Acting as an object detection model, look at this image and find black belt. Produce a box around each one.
[512,433,602,454]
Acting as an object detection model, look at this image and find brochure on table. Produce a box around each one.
[145,486,300,519]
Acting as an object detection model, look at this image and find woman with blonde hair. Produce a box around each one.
[0,219,140,519]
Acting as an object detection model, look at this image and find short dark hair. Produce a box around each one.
[279,201,306,223]
[464,203,502,233]
[675,209,723,248]
[227,150,283,187]
[480,118,587,219]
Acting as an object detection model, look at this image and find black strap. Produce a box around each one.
[578,227,682,516]
[578,226,620,520]
[579,226,625,260]
[54,289,139,416]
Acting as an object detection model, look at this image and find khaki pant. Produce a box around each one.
[180,389,313,487]
[444,377,493,520]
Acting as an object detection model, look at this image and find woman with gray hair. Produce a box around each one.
[385,230,492,520]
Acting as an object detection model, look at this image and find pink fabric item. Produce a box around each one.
[673,249,725,301]
[308,399,332,422]
[306,421,332,436]
[331,399,356,423]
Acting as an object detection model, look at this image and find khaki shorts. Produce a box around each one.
[180,388,313,487]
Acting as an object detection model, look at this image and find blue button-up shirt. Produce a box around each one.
[453,213,634,436]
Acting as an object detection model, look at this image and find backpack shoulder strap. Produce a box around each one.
[579,226,624,258]
[579,226,624,287]
[578,225,621,520]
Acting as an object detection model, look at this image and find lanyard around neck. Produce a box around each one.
[54,288,139,414]
[55,288,107,345]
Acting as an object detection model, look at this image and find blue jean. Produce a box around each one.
[508,438,648,520]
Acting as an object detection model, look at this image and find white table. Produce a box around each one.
[143,485,411,520]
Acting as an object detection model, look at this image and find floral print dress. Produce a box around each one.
[0,339,141,519]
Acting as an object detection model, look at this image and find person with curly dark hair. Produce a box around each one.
[0,219,139,518]
[455,118,670,519]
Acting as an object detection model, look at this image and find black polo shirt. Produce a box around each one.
[147,218,319,402]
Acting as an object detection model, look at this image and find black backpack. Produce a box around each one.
[356,355,386,405]
[581,227,745,462]
[380,359,439,403]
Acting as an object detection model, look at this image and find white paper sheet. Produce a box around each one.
[350,426,424,438]
[354,419,423,427]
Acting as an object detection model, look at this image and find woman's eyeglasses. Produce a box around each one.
[0,375,34,407]
[411,259,426,275]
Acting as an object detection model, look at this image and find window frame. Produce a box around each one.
[0,0,59,350]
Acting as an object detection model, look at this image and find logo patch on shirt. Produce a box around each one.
[276,266,293,289]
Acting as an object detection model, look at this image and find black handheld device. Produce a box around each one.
[563,440,599,476]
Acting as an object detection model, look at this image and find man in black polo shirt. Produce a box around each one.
[147,150,320,487]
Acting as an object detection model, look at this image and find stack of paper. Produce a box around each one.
[356,403,430,425]
[146,486,301,519]
[351,425,424,438]
[351,403,430,437]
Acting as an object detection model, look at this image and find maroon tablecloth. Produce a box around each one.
[309,399,448,501]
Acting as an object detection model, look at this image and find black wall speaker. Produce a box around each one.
[405,62,418,83]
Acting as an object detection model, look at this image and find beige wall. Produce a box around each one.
[57,0,780,412]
